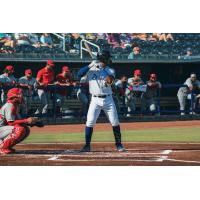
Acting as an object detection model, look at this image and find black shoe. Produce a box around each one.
[80,145,91,152]
[116,143,126,152]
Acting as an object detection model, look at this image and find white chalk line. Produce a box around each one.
[166,158,200,164]
[47,150,172,162]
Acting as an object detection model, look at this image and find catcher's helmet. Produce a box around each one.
[97,50,112,65]
[7,88,23,103]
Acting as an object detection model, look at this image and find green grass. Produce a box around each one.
[23,127,200,143]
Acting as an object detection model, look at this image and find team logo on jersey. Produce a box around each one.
[92,74,97,80]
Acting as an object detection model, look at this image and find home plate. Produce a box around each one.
[48,156,59,160]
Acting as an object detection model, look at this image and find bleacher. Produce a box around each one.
[1,33,200,61]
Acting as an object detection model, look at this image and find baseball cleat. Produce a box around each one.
[80,145,91,152]
[116,144,126,152]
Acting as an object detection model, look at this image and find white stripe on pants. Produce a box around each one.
[0,126,14,141]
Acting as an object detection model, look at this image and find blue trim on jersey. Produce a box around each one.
[77,66,90,78]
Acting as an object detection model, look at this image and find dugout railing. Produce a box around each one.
[1,84,198,119]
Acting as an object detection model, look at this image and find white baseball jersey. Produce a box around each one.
[178,78,200,94]
[0,102,21,127]
[86,66,115,95]
[18,76,36,96]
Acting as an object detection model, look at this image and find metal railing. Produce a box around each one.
[80,39,100,59]
[51,33,66,52]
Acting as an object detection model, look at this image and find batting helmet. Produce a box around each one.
[7,88,23,100]
[97,50,112,66]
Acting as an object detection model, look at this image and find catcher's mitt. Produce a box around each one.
[105,75,114,85]
[29,118,44,128]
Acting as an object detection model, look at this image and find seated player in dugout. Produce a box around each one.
[141,73,162,114]
[0,88,39,155]
[55,66,77,113]
[77,50,126,152]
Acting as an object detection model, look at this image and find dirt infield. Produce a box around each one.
[1,120,200,166]
[1,142,200,166]
[31,120,200,134]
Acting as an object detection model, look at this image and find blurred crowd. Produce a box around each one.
[0,33,198,58]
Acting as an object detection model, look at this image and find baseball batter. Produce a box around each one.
[77,50,125,152]
[0,88,38,155]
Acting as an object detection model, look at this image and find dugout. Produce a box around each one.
[0,58,200,114]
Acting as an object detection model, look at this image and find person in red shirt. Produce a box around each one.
[0,88,38,155]
[55,66,75,113]
[35,60,55,116]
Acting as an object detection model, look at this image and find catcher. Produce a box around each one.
[0,88,44,155]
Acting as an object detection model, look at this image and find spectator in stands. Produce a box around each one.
[128,46,141,59]
[40,33,53,48]
[113,75,128,114]
[96,33,107,41]
[77,76,90,116]
[120,34,132,48]
[177,73,200,115]
[158,33,174,42]
[107,33,121,48]
[0,33,16,48]
[18,69,36,116]
[0,65,17,104]
[132,33,148,41]
[183,48,192,60]
[34,60,55,116]
[55,66,75,114]
[70,33,83,52]
[85,33,96,40]
[148,33,159,41]
[14,33,31,46]
[165,33,174,41]
[125,69,144,117]
[28,33,41,48]
[141,73,162,114]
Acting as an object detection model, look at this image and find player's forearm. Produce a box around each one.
[78,66,90,78]
[8,119,28,126]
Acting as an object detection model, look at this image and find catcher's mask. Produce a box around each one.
[97,50,112,66]
[7,88,24,104]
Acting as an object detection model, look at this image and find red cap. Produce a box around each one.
[25,69,32,75]
[6,65,14,71]
[47,60,55,67]
[150,73,157,79]
[7,88,22,100]
[62,66,70,72]
[134,69,141,76]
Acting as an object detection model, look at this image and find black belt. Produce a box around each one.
[93,94,110,98]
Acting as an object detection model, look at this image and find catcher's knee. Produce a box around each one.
[14,125,28,140]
